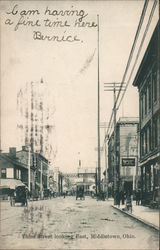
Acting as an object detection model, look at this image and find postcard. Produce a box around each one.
[0,0,159,249]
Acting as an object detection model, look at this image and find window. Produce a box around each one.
[140,95,143,119]
[141,133,144,157]
[148,81,151,110]
[145,129,148,154]
[144,90,147,115]
[153,117,158,148]
[6,168,14,178]
[153,70,157,102]
[16,169,19,179]
[19,170,21,180]
[149,124,152,151]
[1,168,6,178]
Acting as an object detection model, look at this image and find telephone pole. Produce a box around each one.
[104,82,126,204]
[28,146,31,192]
[100,122,111,199]
[97,15,101,196]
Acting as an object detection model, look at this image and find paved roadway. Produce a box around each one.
[0,197,159,249]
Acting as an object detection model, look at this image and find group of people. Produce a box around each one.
[114,189,142,213]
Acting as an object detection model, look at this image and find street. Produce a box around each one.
[0,197,159,250]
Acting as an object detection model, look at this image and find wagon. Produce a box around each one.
[10,185,28,207]
[76,184,85,200]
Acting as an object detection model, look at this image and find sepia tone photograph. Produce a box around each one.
[0,0,159,249]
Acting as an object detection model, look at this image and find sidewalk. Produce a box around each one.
[112,200,159,231]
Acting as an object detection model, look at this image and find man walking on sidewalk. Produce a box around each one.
[136,189,141,205]
[126,192,132,213]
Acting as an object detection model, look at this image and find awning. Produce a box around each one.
[0,179,26,189]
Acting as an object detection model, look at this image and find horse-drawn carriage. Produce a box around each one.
[76,184,85,200]
[10,185,28,206]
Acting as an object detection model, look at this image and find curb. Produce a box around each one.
[112,205,159,232]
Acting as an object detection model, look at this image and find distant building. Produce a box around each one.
[48,170,57,193]
[0,147,49,196]
[108,117,139,196]
[16,146,49,192]
[0,147,27,185]
[77,168,96,194]
[0,148,27,199]
[133,21,160,205]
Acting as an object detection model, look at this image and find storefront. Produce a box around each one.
[141,158,159,206]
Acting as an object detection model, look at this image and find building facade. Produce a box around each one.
[16,146,49,194]
[0,147,28,185]
[0,146,49,198]
[108,117,139,197]
[0,147,28,199]
[133,21,160,205]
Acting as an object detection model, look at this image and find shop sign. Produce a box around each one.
[122,158,135,166]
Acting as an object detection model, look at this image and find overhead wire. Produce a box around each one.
[101,0,158,156]
[105,0,149,140]
[116,0,158,111]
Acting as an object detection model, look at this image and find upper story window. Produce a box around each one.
[144,90,147,115]
[141,132,144,157]
[0,168,6,178]
[152,67,157,103]
[6,168,14,178]
[153,117,158,148]
[148,76,152,110]
[148,124,152,151]
[144,129,148,154]
[140,95,143,120]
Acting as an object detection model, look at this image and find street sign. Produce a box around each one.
[122,158,135,166]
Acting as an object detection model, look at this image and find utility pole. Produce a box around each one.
[104,127,108,199]
[28,146,31,192]
[78,152,81,173]
[97,14,101,196]
[104,82,126,205]
[40,160,43,199]
[113,82,117,205]
[95,165,98,195]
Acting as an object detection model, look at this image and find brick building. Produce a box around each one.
[0,147,49,198]
[108,117,139,196]
[16,146,49,193]
[0,148,27,185]
[0,148,27,199]
[133,21,160,205]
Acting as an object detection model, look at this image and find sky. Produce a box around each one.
[0,0,159,173]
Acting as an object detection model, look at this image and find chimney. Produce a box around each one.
[9,147,16,157]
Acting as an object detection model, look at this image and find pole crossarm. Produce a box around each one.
[104,83,126,86]
[104,89,126,91]
[104,82,126,91]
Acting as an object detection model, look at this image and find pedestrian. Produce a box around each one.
[136,189,140,205]
[121,191,125,205]
[63,191,66,198]
[116,191,120,207]
[126,192,132,212]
